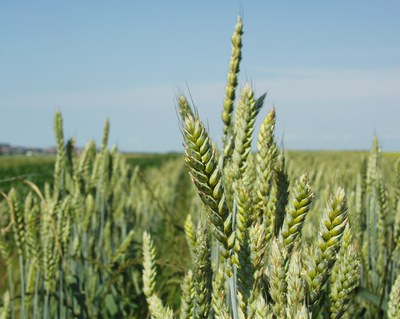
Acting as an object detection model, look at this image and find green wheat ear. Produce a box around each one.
[267,238,287,318]
[142,231,157,298]
[286,252,306,318]
[328,226,360,319]
[193,229,212,319]
[53,111,66,198]
[179,270,195,319]
[142,231,173,319]
[231,85,265,181]
[182,114,234,260]
[306,188,348,310]
[388,275,400,319]
[212,269,230,319]
[7,189,26,258]
[101,117,110,152]
[255,108,278,214]
[178,95,195,121]
[280,174,313,256]
[184,214,197,258]
[222,15,243,148]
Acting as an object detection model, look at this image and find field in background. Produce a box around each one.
[0,152,181,193]
[1,150,398,193]
[0,139,398,318]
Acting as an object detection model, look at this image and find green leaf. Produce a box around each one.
[357,287,388,312]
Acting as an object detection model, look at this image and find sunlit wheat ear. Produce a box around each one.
[232,181,254,294]
[183,115,234,260]
[242,152,256,193]
[142,231,157,298]
[375,170,389,279]
[352,173,363,241]
[388,275,400,319]
[280,174,313,256]
[232,85,265,180]
[328,226,360,319]
[306,188,348,310]
[101,117,110,152]
[193,229,212,319]
[146,295,174,319]
[142,231,173,319]
[286,252,306,318]
[25,194,41,261]
[179,270,195,319]
[74,139,96,192]
[211,269,230,319]
[249,220,267,290]
[53,111,66,198]
[267,238,287,318]
[178,95,195,121]
[366,135,380,193]
[253,294,273,319]
[254,108,278,219]
[222,15,243,147]
[7,189,26,258]
[294,304,309,319]
[184,214,197,258]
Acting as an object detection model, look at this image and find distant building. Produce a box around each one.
[0,142,57,156]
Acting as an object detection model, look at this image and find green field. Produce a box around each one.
[0,144,398,318]
[0,153,181,194]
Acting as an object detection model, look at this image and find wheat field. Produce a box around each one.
[0,15,399,319]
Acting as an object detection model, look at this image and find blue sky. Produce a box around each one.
[1,1,399,152]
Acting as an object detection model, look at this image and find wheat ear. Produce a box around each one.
[388,275,400,319]
[328,226,360,319]
[183,115,234,260]
[222,15,243,147]
[281,174,313,256]
[306,188,348,310]
[142,231,173,318]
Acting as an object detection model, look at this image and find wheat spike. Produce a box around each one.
[328,226,360,319]
[388,275,400,319]
[183,114,234,260]
[193,229,212,319]
[180,270,195,319]
[281,174,313,256]
[306,188,348,310]
[286,251,306,318]
[222,15,243,148]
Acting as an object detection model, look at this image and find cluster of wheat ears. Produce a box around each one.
[0,15,400,319]
[143,16,400,319]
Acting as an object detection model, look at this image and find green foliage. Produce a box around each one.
[0,114,191,318]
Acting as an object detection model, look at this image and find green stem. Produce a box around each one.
[19,255,26,319]
[8,267,14,319]
[43,291,49,319]
[33,270,39,319]
[59,266,63,318]
[229,266,239,319]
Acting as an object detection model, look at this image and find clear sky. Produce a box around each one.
[1,1,399,152]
